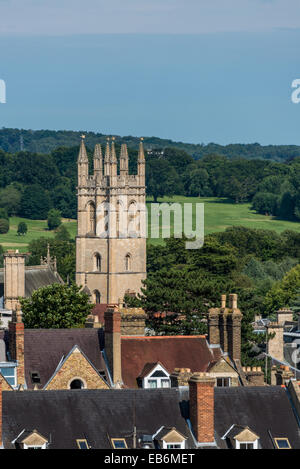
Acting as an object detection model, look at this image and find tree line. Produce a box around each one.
[1,144,300,222]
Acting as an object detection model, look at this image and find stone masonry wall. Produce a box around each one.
[45,348,109,390]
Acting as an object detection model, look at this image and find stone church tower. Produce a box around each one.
[76,136,147,305]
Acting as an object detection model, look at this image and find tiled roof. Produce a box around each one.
[121,335,217,388]
[2,388,193,449]
[24,329,105,389]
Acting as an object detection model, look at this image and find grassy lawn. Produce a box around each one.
[1,197,300,251]
[0,217,77,252]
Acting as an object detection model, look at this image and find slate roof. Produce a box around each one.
[213,386,300,449]
[2,388,193,449]
[2,385,299,449]
[0,266,63,299]
[23,329,106,389]
[121,335,218,388]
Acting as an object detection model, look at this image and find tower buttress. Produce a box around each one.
[93,144,103,181]
[120,144,129,176]
[110,137,118,178]
[104,138,111,177]
[138,138,145,184]
[77,135,89,187]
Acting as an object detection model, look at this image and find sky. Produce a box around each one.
[0,0,300,145]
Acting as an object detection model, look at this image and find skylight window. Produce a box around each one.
[111,438,127,449]
[274,438,291,449]
[76,439,89,449]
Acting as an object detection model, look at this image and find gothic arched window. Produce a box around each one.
[94,290,101,304]
[87,202,96,234]
[125,254,132,272]
[94,253,102,272]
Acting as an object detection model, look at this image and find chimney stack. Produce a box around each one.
[208,294,242,361]
[267,322,284,362]
[8,306,25,387]
[4,250,26,311]
[189,373,215,445]
[104,305,122,386]
[229,293,238,310]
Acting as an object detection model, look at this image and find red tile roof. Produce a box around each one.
[121,335,218,388]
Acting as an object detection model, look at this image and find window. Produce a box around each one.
[236,440,258,449]
[148,380,157,389]
[93,290,101,304]
[0,365,17,388]
[111,439,127,449]
[274,438,291,449]
[167,444,183,449]
[144,365,171,389]
[161,379,170,388]
[239,443,254,449]
[87,202,96,234]
[70,379,84,389]
[24,445,45,450]
[77,439,89,449]
[30,371,41,384]
[125,254,132,271]
[217,377,231,387]
[94,253,101,272]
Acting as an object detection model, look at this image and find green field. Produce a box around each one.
[1,197,300,251]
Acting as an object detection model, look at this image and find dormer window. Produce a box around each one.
[153,427,187,450]
[15,430,48,449]
[222,425,259,449]
[139,363,171,389]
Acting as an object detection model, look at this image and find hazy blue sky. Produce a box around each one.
[0,1,300,144]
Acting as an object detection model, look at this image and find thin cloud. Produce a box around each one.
[0,0,300,35]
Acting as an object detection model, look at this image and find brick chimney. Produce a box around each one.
[4,250,26,311]
[8,306,25,387]
[104,305,122,386]
[189,373,215,445]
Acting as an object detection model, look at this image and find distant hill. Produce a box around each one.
[1,127,300,161]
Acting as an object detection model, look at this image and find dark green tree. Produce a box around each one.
[20,283,92,329]
[0,218,9,234]
[20,184,50,219]
[17,221,27,236]
[47,209,62,230]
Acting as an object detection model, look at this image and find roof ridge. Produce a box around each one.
[121,335,206,340]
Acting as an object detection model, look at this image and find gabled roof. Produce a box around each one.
[0,266,63,299]
[138,362,169,379]
[154,427,187,443]
[2,388,194,449]
[214,386,300,449]
[43,345,108,389]
[223,425,260,442]
[23,329,106,389]
[121,335,217,388]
